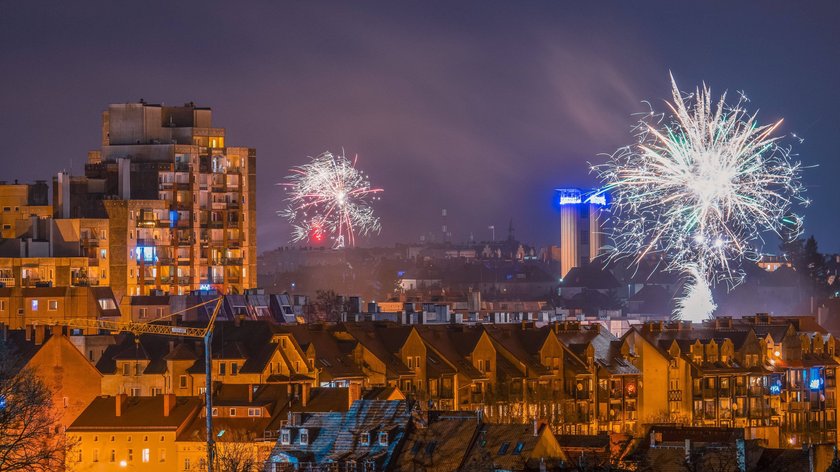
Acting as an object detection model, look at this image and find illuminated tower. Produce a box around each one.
[555,188,607,278]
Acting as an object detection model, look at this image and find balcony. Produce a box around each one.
[72,277,99,287]
[0,276,16,287]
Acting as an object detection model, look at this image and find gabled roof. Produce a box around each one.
[342,323,414,379]
[268,400,410,469]
[279,325,365,379]
[392,415,479,470]
[484,325,553,378]
[69,395,201,431]
[462,423,566,470]
[416,326,486,381]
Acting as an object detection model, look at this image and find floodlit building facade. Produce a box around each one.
[54,101,257,303]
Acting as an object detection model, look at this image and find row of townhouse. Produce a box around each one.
[85,315,837,447]
[6,312,837,469]
[624,314,839,448]
[78,319,641,436]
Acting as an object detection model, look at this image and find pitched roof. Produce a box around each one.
[462,423,566,470]
[69,395,201,431]
[392,416,479,471]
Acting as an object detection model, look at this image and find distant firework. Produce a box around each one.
[280,151,382,249]
[597,75,806,321]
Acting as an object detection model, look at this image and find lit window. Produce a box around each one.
[280,429,290,445]
[300,429,309,445]
[361,432,370,446]
[142,449,149,463]
[98,298,117,310]
[379,431,389,446]
[31,300,38,311]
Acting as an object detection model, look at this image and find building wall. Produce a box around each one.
[26,335,102,429]
[624,331,674,423]
[69,430,180,472]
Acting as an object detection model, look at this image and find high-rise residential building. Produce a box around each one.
[554,188,607,278]
[54,101,257,302]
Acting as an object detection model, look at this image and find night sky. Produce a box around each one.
[1,2,838,252]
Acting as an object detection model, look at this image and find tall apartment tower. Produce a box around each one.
[55,101,257,301]
[555,188,607,278]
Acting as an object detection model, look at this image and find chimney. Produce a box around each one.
[115,393,128,417]
[163,393,176,417]
[348,382,362,409]
[34,325,46,346]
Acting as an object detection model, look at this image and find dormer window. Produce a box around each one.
[280,429,291,445]
[299,429,309,445]
[360,432,371,446]
[378,431,388,446]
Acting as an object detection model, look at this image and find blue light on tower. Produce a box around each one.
[553,188,609,209]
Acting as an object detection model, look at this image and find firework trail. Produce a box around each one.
[280,151,382,249]
[597,74,806,321]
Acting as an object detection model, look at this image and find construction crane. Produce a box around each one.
[37,297,224,472]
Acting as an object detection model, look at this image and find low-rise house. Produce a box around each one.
[266,400,411,471]
[67,394,201,471]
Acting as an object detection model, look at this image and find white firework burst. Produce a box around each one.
[280,151,383,249]
[597,75,806,321]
